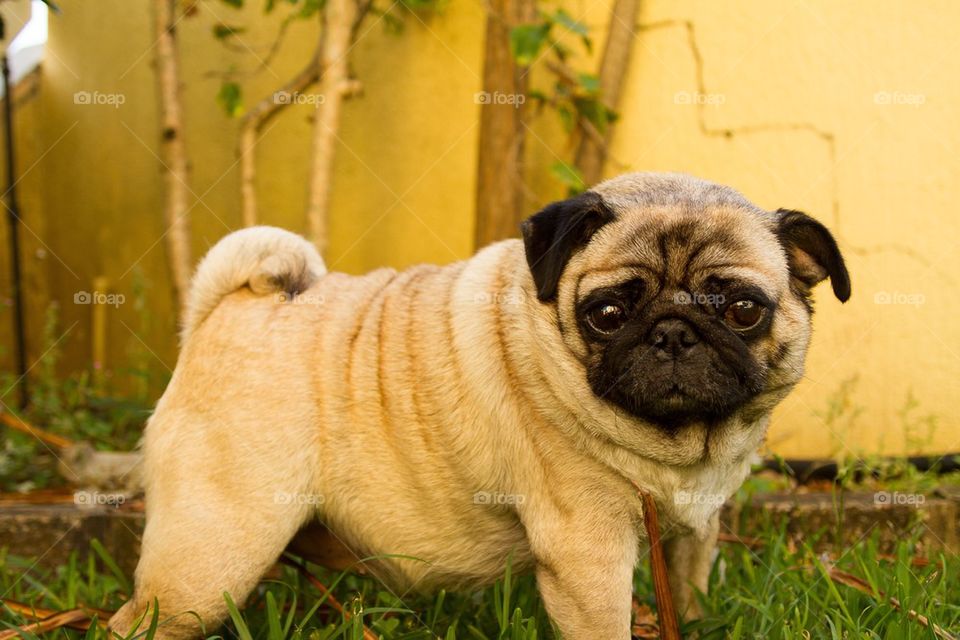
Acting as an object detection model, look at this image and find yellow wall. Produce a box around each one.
[1,0,957,458]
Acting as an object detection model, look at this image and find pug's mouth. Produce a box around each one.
[647,383,713,416]
[661,381,692,402]
[593,362,763,430]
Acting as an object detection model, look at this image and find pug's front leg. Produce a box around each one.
[664,511,719,621]
[531,519,637,640]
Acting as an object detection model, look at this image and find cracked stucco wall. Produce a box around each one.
[592,0,959,457]
[0,0,956,458]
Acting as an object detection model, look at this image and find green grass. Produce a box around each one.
[1,517,958,640]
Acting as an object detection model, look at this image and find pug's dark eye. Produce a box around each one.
[723,300,765,330]
[586,303,627,334]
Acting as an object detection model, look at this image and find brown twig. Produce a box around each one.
[0,606,105,639]
[827,567,956,640]
[280,557,378,640]
[717,531,939,568]
[0,412,73,448]
[635,485,682,640]
[236,1,370,229]
[237,49,321,227]
[716,531,765,549]
[1,599,113,630]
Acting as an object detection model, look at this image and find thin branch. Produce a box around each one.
[0,412,74,448]
[828,566,956,640]
[208,13,299,81]
[635,486,681,640]
[0,599,112,633]
[0,609,96,640]
[236,3,371,228]
[238,48,322,227]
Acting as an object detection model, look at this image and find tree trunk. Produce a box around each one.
[305,0,356,253]
[155,0,192,313]
[474,0,535,248]
[573,0,641,186]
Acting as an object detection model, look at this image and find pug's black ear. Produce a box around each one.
[776,209,851,302]
[521,192,615,302]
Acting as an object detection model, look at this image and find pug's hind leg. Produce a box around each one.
[109,473,316,639]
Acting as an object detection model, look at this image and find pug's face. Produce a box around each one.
[522,173,850,430]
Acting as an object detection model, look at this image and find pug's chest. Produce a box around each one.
[650,459,753,535]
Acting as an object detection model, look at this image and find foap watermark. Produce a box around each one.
[673,291,725,306]
[473,290,527,306]
[273,91,325,107]
[74,91,126,108]
[674,491,726,507]
[274,491,325,506]
[74,490,126,507]
[275,291,327,305]
[474,91,526,107]
[74,291,125,308]
[674,91,726,106]
[873,91,925,107]
[874,491,925,507]
[473,491,525,506]
[873,291,925,307]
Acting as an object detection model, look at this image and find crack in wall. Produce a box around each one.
[635,19,954,286]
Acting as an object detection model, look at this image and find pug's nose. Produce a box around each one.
[648,318,700,356]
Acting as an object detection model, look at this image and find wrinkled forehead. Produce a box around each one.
[573,203,789,299]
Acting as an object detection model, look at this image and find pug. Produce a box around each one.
[109,172,849,639]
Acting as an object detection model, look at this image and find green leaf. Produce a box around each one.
[576,73,600,95]
[217,82,244,118]
[223,591,254,640]
[729,615,744,640]
[556,104,576,132]
[550,162,585,194]
[89,539,130,595]
[509,23,550,66]
[550,9,587,36]
[221,0,244,7]
[526,89,549,105]
[212,23,247,39]
[83,616,99,640]
[574,97,611,133]
[299,0,323,18]
[146,599,161,639]
[265,591,282,640]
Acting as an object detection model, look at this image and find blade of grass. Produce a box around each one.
[223,592,254,640]
[89,539,131,595]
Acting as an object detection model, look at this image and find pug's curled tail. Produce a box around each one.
[181,226,326,341]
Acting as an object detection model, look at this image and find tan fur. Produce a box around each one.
[110,173,828,639]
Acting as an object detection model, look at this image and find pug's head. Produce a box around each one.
[521,173,850,431]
